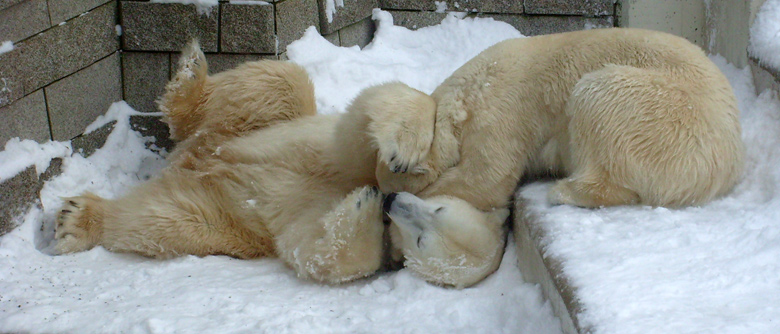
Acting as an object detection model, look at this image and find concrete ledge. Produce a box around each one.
[750,56,780,95]
[514,195,586,334]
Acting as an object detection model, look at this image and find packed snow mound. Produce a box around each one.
[749,0,780,71]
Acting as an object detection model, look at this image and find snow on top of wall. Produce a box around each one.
[0,41,13,55]
[324,0,344,23]
[150,0,218,15]
[749,0,780,71]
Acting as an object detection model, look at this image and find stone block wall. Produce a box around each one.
[0,0,120,144]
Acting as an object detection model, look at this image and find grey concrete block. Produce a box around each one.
[48,0,113,24]
[0,89,50,144]
[386,10,447,30]
[167,52,275,78]
[130,115,174,153]
[323,31,340,46]
[380,0,523,13]
[0,46,23,108]
[338,17,375,48]
[318,0,377,34]
[483,14,614,36]
[0,0,51,42]
[525,0,615,16]
[39,158,63,185]
[514,196,583,334]
[0,0,25,11]
[204,53,276,74]
[276,0,319,52]
[123,52,170,113]
[19,1,119,94]
[220,2,275,53]
[121,1,219,52]
[46,52,122,141]
[0,166,40,236]
[71,121,114,157]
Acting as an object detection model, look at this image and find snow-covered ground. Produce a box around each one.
[0,12,561,334]
[519,56,780,333]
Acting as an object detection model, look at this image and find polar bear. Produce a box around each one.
[374,28,744,286]
[54,41,503,287]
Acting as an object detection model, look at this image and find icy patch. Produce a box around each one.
[749,0,780,71]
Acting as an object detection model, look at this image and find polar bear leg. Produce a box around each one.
[55,173,273,259]
[547,173,639,208]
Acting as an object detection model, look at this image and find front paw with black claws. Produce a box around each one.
[54,194,104,254]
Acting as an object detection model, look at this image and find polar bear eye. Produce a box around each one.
[435,207,444,213]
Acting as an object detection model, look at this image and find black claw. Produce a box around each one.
[62,209,71,214]
[68,200,77,207]
[392,166,400,173]
[390,153,397,162]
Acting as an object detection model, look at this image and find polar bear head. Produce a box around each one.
[383,192,509,288]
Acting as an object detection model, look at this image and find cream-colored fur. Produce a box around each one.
[372,28,744,287]
[55,42,405,284]
[383,192,508,289]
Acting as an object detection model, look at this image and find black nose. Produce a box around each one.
[383,192,398,214]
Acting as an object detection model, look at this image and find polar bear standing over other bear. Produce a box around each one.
[55,28,744,289]
[378,28,743,286]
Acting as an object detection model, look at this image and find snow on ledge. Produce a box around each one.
[749,0,780,71]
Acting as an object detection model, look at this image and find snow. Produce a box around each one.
[749,0,780,71]
[0,140,70,181]
[434,1,448,13]
[288,9,521,114]
[0,41,14,55]
[0,12,561,334]
[517,56,780,333]
[323,0,344,23]
[149,0,218,15]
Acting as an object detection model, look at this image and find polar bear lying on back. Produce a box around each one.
[54,41,506,288]
[378,28,743,284]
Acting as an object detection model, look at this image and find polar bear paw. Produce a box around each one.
[375,129,431,175]
[55,194,104,254]
[304,186,386,283]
